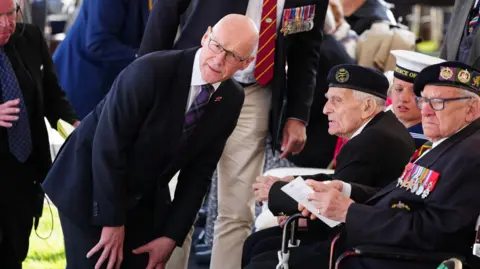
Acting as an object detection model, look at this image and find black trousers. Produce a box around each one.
[60,196,159,269]
[0,182,37,269]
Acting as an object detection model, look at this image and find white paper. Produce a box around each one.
[281,177,342,228]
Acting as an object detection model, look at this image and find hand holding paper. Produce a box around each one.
[281,177,343,227]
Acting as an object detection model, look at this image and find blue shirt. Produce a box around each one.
[408,122,428,149]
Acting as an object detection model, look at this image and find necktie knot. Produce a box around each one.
[182,84,215,139]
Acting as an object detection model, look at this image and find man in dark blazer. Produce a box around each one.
[245,65,414,265]
[246,61,480,269]
[139,1,328,268]
[0,0,79,267]
[42,14,259,269]
[441,0,480,69]
[53,0,152,119]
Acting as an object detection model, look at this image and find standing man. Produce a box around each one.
[139,1,328,268]
[42,14,258,269]
[0,0,80,267]
[53,0,152,119]
[441,0,480,69]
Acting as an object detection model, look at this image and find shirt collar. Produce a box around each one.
[350,117,374,139]
[191,48,221,90]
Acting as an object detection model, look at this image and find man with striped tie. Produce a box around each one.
[139,1,328,268]
[42,14,258,269]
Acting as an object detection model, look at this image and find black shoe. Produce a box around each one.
[194,249,212,265]
[437,258,463,269]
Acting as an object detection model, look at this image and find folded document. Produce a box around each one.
[281,177,342,228]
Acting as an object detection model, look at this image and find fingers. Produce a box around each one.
[0,120,13,128]
[156,264,164,269]
[95,247,111,269]
[87,241,103,259]
[115,246,123,269]
[132,243,149,255]
[0,99,20,108]
[0,115,19,122]
[106,246,118,269]
[279,140,293,159]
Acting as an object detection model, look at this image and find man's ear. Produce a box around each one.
[200,27,212,47]
[362,98,377,119]
[239,56,255,70]
[466,98,480,122]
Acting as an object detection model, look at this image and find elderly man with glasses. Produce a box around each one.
[245,61,480,269]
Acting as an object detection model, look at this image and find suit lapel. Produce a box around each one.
[167,48,197,156]
[366,118,480,204]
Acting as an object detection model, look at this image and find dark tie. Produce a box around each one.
[0,47,32,163]
[182,84,214,138]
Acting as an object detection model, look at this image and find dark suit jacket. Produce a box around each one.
[138,0,328,145]
[53,0,151,118]
[1,23,79,185]
[268,111,415,215]
[440,0,480,69]
[343,118,480,269]
[42,48,244,245]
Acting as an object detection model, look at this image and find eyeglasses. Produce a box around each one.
[414,96,473,111]
[208,34,249,64]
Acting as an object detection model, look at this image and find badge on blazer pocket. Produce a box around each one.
[280,4,315,36]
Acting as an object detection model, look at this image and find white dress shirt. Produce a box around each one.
[187,49,221,113]
[233,0,286,84]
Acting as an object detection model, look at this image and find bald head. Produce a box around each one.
[211,14,259,57]
[199,14,259,84]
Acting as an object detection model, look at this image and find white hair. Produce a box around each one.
[461,89,480,102]
[352,91,386,109]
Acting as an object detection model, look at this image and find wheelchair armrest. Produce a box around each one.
[352,245,465,263]
[280,213,307,254]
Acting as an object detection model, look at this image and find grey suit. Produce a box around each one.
[441,0,480,68]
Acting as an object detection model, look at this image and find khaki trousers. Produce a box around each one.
[210,84,272,269]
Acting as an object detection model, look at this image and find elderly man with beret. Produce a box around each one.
[245,64,416,267]
[246,61,480,269]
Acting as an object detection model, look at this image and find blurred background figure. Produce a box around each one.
[52,0,151,118]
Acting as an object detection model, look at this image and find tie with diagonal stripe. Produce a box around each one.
[182,84,215,139]
[254,0,277,85]
[0,47,32,163]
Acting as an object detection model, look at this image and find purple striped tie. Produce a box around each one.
[182,84,214,138]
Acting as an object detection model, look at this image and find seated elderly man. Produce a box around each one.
[245,61,480,269]
[245,64,415,266]
[390,50,445,149]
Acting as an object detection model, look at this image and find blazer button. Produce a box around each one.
[93,201,99,216]
[135,194,142,200]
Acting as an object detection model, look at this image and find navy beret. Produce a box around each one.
[327,64,389,100]
[413,61,480,96]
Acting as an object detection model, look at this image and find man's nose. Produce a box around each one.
[213,51,227,65]
[0,16,8,27]
[323,101,332,115]
[421,102,435,117]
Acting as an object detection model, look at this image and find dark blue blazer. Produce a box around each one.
[43,48,245,245]
[138,0,328,145]
[53,0,151,119]
[345,118,480,269]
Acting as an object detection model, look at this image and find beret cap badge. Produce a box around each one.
[439,67,454,80]
[457,69,471,84]
[335,68,350,83]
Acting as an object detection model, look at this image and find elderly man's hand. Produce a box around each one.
[252,176,280,204]
[0,99,20,128]
[280,119,306,159]
[305,179,344,193]
[298,188,354,222]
